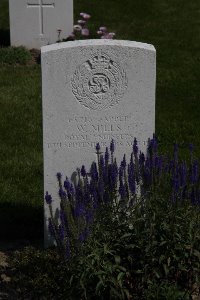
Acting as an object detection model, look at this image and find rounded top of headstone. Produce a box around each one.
[41,39,156,53]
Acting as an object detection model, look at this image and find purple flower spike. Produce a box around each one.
[64,177,71,192]
[100,155,104,169]
[56,172,62,181]
[90,162,98,181]
[96,143,100,152]
[110,139,115,154]
[105,147,109,163]
[121,154,126,169]
[45,191,52,204]
[139,152,145,166]
[133,138,138,156]
[59,188,67,199]
[81,165,87,177]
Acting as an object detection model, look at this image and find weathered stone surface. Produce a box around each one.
[41,39,156,245]
[9,0,73,49]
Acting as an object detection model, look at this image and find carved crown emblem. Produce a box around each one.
[71,51,128,110]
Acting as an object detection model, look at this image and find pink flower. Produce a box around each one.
[108,32,115,37]
[82,13,91,20]
[73,25,82,31]
[68,32,75,39]
[81,28,89,37]
[78,20,86,26]
[97,30,103,35]
[99,26,107,32]
[101,32,115,39]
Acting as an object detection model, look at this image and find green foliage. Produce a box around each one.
[0,46,32,65]
[11,194,200,299]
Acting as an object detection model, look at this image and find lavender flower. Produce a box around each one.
[110,139,115,154]
[139,152,145,166]
[109,160,118,188]
[90,161,98,181]
[75,183,83,202]
[45,191,52,205]
[74,202,85,217]
[56,172,62,180]
[121,154,126,170]
[133,138,138,156]
[151,134,158,153]
[59,188,67,199]
[99,155,105,171]
[105,147,109,164]
[81,165,86,177]
[96,142,100,152]
[64,177,71,192]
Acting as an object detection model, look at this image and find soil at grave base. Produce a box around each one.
[0,239,43,299]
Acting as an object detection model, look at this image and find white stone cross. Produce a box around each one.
[27,0,55,35]
[9,0,73,49]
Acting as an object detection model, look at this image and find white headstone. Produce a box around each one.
[42,39,156,246]
[9,0,73,49]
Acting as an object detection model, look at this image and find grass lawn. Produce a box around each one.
[0,0,200,242]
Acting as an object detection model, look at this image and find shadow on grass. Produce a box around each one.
[0,29,10,46]
[0,202,43,248]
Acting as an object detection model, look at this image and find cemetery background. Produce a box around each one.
[1,0,200,243]
[0,0,200,292]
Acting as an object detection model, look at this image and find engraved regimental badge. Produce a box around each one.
[71,51,128,110]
